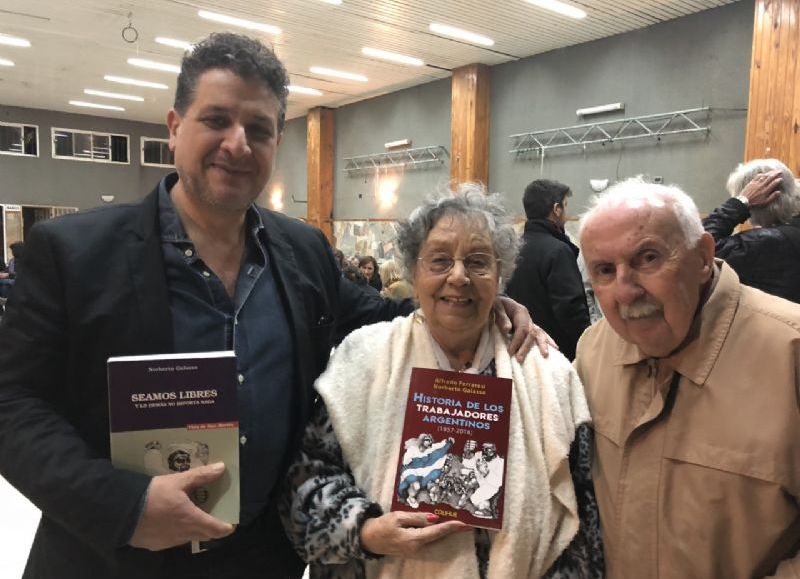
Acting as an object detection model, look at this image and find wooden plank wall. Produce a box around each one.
[306,107,334,241]
[450,64,491,187]
[745,0,800,172]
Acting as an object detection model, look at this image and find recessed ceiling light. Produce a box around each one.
[84,89,144,102]
[0,58,14,67]
[104,75,169,89]
[319,0,343,4]
[128,58,181,74]
[362,47,424,66]
[429,23,494,47]
[288,85,323,96]
[523,0,587,19]
[69,100,126,112]
[0,33,31,48]
[155,37,194,51]
[310,66,368,82]
[198,10,281,35]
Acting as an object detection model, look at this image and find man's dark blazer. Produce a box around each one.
[0,181,408,578]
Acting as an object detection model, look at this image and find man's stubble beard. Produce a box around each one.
[178,166,258,214]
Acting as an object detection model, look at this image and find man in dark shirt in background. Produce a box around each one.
[506,179,590,360]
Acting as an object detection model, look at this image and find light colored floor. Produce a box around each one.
[0,476,40,579]
[0,476,311,578]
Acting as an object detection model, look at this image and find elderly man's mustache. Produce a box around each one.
[619,300,663,320]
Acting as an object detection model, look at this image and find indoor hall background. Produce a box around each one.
[0,0,766,572]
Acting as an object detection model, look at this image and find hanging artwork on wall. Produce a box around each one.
[333,220,401,261]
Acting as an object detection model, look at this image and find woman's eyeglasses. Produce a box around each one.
[417,252,498,277]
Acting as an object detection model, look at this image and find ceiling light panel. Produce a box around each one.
[0,33,31,48]
[310,66,368,82]
[429,23,494,47]
[128,58,181,74]
[104,75,169,89]
[155,37,194,51]
[198,10,281,35]
[288,85,323,96]
[69,100,125,112]
[362,47,424,66]
[84,89,144,102]
[0,58,14,67]
[524,0,587,19]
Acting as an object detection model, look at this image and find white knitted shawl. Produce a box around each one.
[315,313,591,578]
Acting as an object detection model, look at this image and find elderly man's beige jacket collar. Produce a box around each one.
[615,259,740,386]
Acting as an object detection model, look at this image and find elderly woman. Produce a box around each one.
[703,158,800,303]
[281,184,603,578]
[379,259,413,300]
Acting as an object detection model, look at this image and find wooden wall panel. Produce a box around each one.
[306,107,334,241]
[451,64,491,187]
[745,0,800,174]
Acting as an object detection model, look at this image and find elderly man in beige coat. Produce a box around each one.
[574,177,800,579]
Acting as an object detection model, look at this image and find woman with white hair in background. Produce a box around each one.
[702,157,800,303]
[280,184,604,578]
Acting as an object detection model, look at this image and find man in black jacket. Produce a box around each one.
[506,179,590,360]
[0,33,410,579]
[0,33,541,579]
[703,158,800,304]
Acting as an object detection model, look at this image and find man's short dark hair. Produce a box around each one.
[523,179,572,220]
[174,32,290,131]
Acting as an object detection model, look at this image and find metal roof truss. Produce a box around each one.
[509,107,710,156]
[343,145,449,175]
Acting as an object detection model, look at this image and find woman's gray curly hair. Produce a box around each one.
[395,182,520,290]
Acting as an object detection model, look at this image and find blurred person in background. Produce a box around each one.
[506,179,590,360]
[379,259,413,300]
[703,158,800,303]
[359,255,382,292]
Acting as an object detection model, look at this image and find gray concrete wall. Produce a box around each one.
[0,105,172,209]
[490,0,753,217]
[265,116,308,219]
[332,78,451,220]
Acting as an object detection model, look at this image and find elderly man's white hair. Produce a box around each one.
[579,177,704,248]
[726,158,799,227]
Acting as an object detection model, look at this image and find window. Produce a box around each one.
[0,122,38,157]
[51,128,129,164]
[141,137,174,167]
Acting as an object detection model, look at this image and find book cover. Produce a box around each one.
[390,367,512,530]
[108,351,240,524]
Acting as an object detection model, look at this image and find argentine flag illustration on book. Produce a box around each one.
[397,434,454,508]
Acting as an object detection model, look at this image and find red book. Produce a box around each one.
[390,367,512,530]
